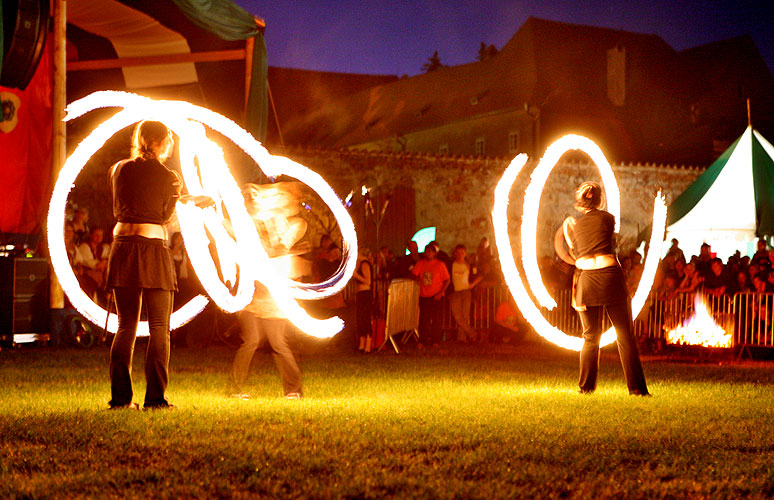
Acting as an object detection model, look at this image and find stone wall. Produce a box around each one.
[281,147,704,257]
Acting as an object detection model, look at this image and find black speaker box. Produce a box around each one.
[0,257,49,334]
[0,0,50,90]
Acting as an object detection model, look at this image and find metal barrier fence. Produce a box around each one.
[634,291,774,348]
[344,280,774,348]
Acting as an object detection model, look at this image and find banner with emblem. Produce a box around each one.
[0,41,52,235]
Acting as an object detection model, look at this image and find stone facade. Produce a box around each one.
[281,147,703,258]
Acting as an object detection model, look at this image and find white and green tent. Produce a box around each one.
[665,126,774,260]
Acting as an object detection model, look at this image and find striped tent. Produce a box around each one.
[0,0,267,238]
[665,126,774,259]
[66,0,267,139]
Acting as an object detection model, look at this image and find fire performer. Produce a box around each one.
[105,121,181,410]
[562,182,649,396]
[229,182,308,399]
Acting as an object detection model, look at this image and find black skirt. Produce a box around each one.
[106,235,177,291]
[573,266,628,308]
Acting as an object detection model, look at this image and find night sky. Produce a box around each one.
[232,0,773,77]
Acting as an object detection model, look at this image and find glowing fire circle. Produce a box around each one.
[48,91,357,338]
[492,135,667,351]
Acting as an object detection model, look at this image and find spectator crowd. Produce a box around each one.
[654,238,774,301]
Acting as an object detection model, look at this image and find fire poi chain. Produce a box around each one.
[48,92,358,338]
[492,135,668,351]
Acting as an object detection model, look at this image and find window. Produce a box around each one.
[475,137,486,157]
[438,143,449,155]
[508,131,520,154]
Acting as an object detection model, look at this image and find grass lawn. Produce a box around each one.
[1,337,773,499]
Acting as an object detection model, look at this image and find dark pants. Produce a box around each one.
[356,290,373,343]
[232,313,302,396]
[578,300,648,394]
[109,287,173,407]
[418,296,443,344]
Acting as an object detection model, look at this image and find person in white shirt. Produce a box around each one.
[449,244,482,342]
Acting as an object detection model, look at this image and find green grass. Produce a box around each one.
[1,339,773,499]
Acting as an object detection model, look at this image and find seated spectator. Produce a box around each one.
[71,206,90,245]
[703,258,727,296]
[74,227,109,300]
[766,271,774,293]
[676,262,704,295]
[490,297,523,344]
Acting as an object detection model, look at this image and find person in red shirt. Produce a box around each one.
[411,244,450,346]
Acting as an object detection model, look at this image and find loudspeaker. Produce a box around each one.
[0,0,50,90]
[0,257,49,334]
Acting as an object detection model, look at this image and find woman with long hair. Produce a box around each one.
[105,120,181,410]
[564,181,649,396]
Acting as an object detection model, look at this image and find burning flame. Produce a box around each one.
[667,294,733,348]
[492,135,667,351]
[48,91,357,338]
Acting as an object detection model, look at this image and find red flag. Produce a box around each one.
[0,40,53,235]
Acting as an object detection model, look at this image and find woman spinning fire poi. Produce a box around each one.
[229,182,309,400]
[561,181,650,396]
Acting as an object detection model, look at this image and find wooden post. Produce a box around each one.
[52,0,66,184]
[50,0,67,312]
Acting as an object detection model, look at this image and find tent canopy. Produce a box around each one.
[665,126,774,259]
[0,0,268,238]
[66,0,267,139]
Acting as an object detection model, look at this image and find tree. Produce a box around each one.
[477,42,498,61]
[421,51,444,73]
